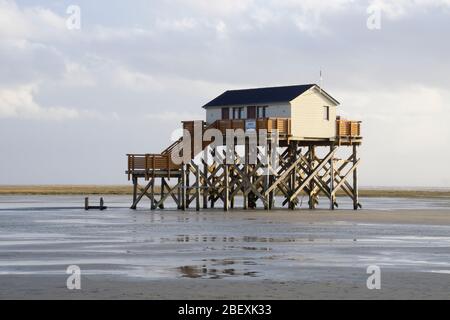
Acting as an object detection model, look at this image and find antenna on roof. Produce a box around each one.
[319,69,323,93]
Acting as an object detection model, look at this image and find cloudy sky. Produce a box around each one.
[0,0,449,187]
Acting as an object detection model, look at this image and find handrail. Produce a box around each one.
[128,117,361,179]
[336,119,361,137]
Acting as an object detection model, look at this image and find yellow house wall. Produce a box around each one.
[290,87,337,139]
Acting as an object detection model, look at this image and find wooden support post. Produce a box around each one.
[159,178,165,209]
[268,143,274,209]
[203,160,208,209]
[309,146,315,209]
[230,167,235,209]
[264,173,269,210]
[195,164,200,211]
[224,165,229,212]
[84,197,89,210]
[185,164,190,209]
[330,144,335,210]
[150,178,156,210]
[243,138,248,210]
[288,143,295,210]
[177,175,182,209]
[353,144,359,210]
[132,176,138,208]
[181,164,186,211]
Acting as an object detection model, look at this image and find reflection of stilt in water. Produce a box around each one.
[178,258,259,279]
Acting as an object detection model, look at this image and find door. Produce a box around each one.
[221,107,229,120]
[247,106,256,119]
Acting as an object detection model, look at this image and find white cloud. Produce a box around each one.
[63,62,96,87]
[370,0,450,19]
[0,84,80,120]
[0,0,66,41]
[144,111,203,122]
[112,67,164,92]
[155,17,198,31]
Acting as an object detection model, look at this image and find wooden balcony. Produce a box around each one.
[127,153,181,180]
[183,118,292,137]
[336,119,361,137]
[127,117,362,179]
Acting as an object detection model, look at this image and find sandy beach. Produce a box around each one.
[1,270,449,300]
[0,194,449,300]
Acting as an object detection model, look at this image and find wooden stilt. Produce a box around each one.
[150,178,156,210]
[159,177,165,209]
[243,138,248,210]
[308,146,316,209]
[203,160,208,209]
[185,164,190,209]
[195,164,200,211]
[181,165,186,211]
[177,176,182,209]
[353,144,359,210]
[330,144,335,210]
[224,165,229,212]
[132,176,137,209]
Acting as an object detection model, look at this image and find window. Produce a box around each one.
[221,107,230,120]
[247,106,256,119]
[233,107,243,119]
[323,106,330,121]
[257,106,267,118]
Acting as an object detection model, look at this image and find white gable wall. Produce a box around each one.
[290,87,337,139]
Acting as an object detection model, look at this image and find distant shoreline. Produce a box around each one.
[0,185,449,198]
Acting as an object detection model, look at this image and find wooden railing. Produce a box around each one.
[257,118,291,135]
[336,119,361,137]
[206,118,291,136]
[128,117,361,179]
[127,153,181,180]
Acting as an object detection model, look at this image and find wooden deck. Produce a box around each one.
[127,118,362,178]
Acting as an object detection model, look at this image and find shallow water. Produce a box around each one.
[0,195,449,281]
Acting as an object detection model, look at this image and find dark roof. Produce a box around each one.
[203,84,320,108]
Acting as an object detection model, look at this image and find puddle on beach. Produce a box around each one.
[177,258,260,279]
[0,195,450,281]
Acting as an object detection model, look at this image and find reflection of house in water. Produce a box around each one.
[177,259,258,279]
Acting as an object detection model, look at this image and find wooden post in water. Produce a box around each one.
[84,197,89,210]
[224,165,229,212]
[353,144,359,210]
[203,158,208,209]
[330,144,335,210]
[160,178,165,209]
[309,146,316,209]
[177,175,182,209]
[195,164,200,211]
[185,164,190,209]
[181,164,186,211]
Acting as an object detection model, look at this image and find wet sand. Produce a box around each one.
[0,195,449,299]
[1,270,449,300]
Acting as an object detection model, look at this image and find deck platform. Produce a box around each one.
[126,118,362,211]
